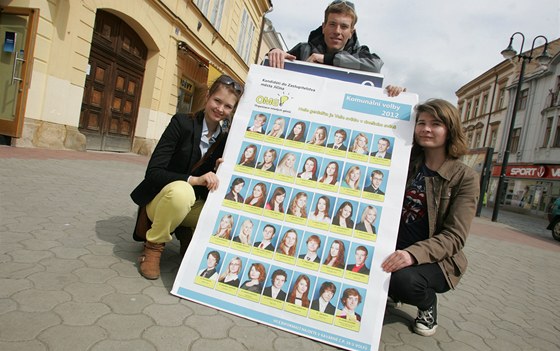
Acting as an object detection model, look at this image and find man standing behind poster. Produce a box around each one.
[267,1,404,96]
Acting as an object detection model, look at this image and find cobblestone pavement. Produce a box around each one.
[1,146,559,351]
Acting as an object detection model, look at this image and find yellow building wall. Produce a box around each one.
[6,0,270,152]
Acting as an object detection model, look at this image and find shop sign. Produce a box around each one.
[492,164,560,179]
[549,166,560,179]
[180,77,195,94]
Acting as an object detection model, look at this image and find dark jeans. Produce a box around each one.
[388,263,450,310]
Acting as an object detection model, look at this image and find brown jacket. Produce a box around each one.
[404,158,480,289]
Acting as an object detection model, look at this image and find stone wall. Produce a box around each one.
[14,118,86,151]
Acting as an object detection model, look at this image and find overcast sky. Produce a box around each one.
[266,0,560,103]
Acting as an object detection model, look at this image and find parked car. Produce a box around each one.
[546,198,560,241]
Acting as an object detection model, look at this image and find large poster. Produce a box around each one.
[172,64,418,351]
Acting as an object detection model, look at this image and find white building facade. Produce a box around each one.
[457,38,560,218]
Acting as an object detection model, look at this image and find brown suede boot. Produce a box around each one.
[139,241,165,280]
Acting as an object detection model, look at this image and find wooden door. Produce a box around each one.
[80,52,112,150]
[80,10,146,152]
[103,66,143,151]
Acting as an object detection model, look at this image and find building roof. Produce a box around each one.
[456,37,560,97]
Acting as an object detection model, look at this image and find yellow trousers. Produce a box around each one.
[145,180,204,243]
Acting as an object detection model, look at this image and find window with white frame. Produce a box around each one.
[482,94,489,114]
[195,0,209,14]
[543,117,553,147]
[554,75,560,106]
[498,87,505,109]
[474,129,482,148]
[517,89,529,110]
[489,124,499,148]
[473,98,480,117]
[467,131,474,148]
[510,128,521,153]
[236,9,255,64]
[210,0,225,30]
[195,0,225,30]
[554,118,560,148]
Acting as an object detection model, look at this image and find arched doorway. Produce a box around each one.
[80,10,147,152]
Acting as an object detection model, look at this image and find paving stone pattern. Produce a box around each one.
[1,147,559,351]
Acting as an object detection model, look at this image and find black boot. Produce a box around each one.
[174,226,193,257]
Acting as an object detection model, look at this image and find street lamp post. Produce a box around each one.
[491,32,551,222]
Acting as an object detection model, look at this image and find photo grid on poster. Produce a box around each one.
[172,64,418,351]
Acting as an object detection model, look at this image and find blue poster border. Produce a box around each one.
[176,287,372,351]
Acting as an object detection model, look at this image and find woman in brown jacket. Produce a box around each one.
[382,99,479,337]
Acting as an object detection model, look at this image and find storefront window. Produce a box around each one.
[177,77,194,114]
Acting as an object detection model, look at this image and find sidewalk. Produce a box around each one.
[478,205,551,242]
[1,147,559,351]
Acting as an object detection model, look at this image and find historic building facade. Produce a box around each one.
[457,38,560,217]
[0,0,275,154]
